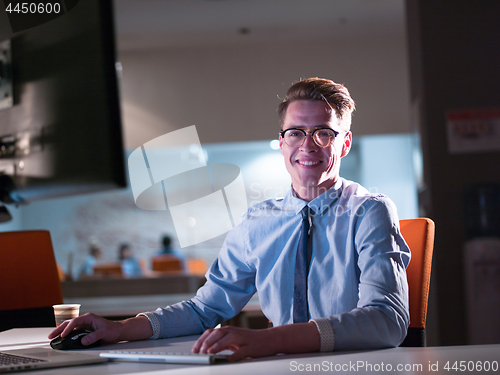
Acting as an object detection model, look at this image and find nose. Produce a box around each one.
[300,133,319,151]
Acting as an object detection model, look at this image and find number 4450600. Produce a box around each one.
[444,360,498,372]
[5,2,61,14]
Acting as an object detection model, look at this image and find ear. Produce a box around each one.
[340,131,352,158]
[279,133,285,156]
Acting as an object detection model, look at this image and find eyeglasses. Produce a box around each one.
[279,128,339,148]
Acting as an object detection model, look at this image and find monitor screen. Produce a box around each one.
[0,0,126,205]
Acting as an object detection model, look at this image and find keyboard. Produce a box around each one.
[0,353,46,366]
[100,350,229,365]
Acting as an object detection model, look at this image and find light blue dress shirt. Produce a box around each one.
[141,178,411,351]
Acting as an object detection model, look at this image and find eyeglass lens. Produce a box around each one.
[283,129,336,148]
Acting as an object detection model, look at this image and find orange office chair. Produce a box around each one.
[151,255,183,273]
[57,263,66,281]
[399,218,435,347]
[186,258,209,276]
[93,263,123,278]
[0,230,63,332]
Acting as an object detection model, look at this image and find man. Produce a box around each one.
[49,78,410,361]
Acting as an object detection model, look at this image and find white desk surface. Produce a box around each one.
[1,328,499,375]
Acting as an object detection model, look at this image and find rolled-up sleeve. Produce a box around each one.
[138,221,257,339]
[327,196,411,350]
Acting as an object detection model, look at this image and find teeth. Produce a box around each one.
[299,161,319,165]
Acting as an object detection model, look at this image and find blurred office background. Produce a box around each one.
[2,0,419,281]
[1,0,499,347]
[2,135,420,270]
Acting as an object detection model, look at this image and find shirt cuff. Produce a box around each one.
[136,312,161,340]
[310,318,335,352]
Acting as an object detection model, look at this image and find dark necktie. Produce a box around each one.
[293,206,313,323]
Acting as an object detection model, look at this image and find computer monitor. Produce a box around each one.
[0,0,126,206]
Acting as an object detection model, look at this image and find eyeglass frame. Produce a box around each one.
[279,127,340,148]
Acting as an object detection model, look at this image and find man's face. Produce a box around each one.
[279,100,351,200]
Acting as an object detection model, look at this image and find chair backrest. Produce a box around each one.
[93,263,123,277]
[0,230,63,331]
[151,255,183,273]
[57,263,66,281]
[187,258,209,275]
[399,218,435,346]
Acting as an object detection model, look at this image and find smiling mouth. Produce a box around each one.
[298,160,321,166]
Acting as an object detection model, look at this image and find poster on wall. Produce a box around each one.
[446,108,500,154]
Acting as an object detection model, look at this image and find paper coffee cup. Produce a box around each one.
[53,304,81,326]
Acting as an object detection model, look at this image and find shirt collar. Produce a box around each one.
[282,178,344,215]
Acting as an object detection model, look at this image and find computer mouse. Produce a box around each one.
[50,329,102,350]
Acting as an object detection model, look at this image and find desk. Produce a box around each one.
[1,328,499,374]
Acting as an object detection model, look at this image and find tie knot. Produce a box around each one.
[301,206,308,220]
[301,206,314,220]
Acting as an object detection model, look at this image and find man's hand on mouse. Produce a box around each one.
[48,313,124,346]
[48,313,153,346]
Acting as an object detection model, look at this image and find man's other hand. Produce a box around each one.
[192,322,321,362]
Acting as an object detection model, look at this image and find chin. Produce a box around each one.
[307,176,337,189]
[303,174,329,186]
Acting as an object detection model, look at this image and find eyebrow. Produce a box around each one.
[284,125,337,131]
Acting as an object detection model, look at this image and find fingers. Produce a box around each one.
[47,321,69,339]
[199,329,227,353]
[203,332,246,359]
[48,313,101,344]
[80,330,101,346]
[59,313,94,338]
[191,328,214,353]
[191,326,252,362]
